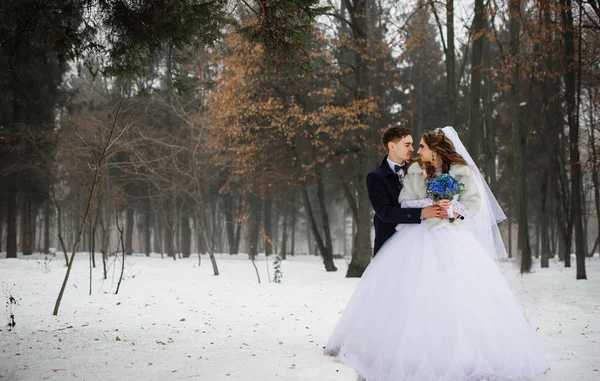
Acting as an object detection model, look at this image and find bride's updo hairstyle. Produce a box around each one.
[422,128,467,179]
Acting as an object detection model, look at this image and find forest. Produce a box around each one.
[1,0,599,282]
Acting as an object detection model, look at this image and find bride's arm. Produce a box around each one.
[453,168,481,218]
[451,201,475,219]
[400,198,433,208]
[399,172,433,208]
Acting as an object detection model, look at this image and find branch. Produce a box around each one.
[240,0,260,16]
[429,1,448,53]
[325,12,353,29]
[53,96,124,316]
[342,0,354,17]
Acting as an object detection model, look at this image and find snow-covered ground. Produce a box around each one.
[0,252,598,381]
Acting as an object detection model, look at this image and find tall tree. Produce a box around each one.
[430,0,457,126]
[210,31,376,271]
[400,2,446,139]
[337,0,378,277]
[561,0,587,278]
[509,0,533,273]
[0,0,80,258]
[468,0,486,161]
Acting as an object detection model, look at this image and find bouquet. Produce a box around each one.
[426,174,464,222]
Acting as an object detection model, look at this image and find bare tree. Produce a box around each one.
[430,0,457,126]
[53,98,128,315]
[509,0,533,273]
[468,0,485,160]
[561,0,587,279]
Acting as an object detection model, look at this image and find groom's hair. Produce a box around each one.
[383,126,412,151]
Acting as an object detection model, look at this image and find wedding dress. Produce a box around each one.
[324,128,549,381]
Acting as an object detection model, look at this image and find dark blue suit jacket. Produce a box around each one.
[366,157,422,256]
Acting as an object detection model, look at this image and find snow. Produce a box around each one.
[1,253,599,381]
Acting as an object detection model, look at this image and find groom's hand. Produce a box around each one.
[421,205,446,219]
[434,200,452,210]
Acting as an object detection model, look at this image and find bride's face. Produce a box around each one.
[417,139,434,163]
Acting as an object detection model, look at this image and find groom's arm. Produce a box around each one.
[366,173,422,224]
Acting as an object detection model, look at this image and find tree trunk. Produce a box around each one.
[558,232,567,263]
[191,209,204,255]
[176,206,182,256]
[343,208,348,257]
[224,193,239,254]
[82,223,89,253]
[561,0,586,279]
[53,98,123,315]
[233,197,242,254]
[210,203,218,256]
[181,208,191,258]
[446,0,456,125]
[589,87,600,258]
[44,198,51,254]
[290,200,296,256]
[301,183,336,271]
[197,214,219,275]
[234,220,241,255]
[90,205,100,268]
[346,171,372,277]
[540,0,568,263]
[36,208,42,252]
[509,0,532,273]
[535,221,541,259]
[410,55,424,139]
[154,214,162,255]
[54,195,69,267]
[468,0,485,161]
[306,223,319,255]
[556,139,572,264]
[550,216,557,258]
[483,28,497,190]
[272,204,279,254]
[165,210,175,259]
[31,206,37,253]
[343,0,373,277]
[540,171,551,268]
[144,199,151,256]
[21,200,33,255]
[582,188,590,257]
[6,173,18,258]
[125,207,134,255]
[263,194,273,256]
[247,195,261,260]
[557,172,572,265]
[281,206,288,260]
[316,173,334,256]
[0,200,5,253]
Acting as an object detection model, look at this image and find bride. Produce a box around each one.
[324,127,549,381]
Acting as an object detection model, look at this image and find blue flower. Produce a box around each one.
[426,174,464,201]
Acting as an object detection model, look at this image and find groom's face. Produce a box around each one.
[388,135,414,163]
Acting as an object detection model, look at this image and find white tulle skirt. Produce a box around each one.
[325,224,549,381]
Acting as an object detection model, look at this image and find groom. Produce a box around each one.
[366,126,444,256]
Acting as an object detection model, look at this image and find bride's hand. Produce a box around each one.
[435,200,452,210]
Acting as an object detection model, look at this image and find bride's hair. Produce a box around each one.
[421,129,467,179]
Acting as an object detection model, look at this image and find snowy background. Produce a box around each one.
[1,253,599,381]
